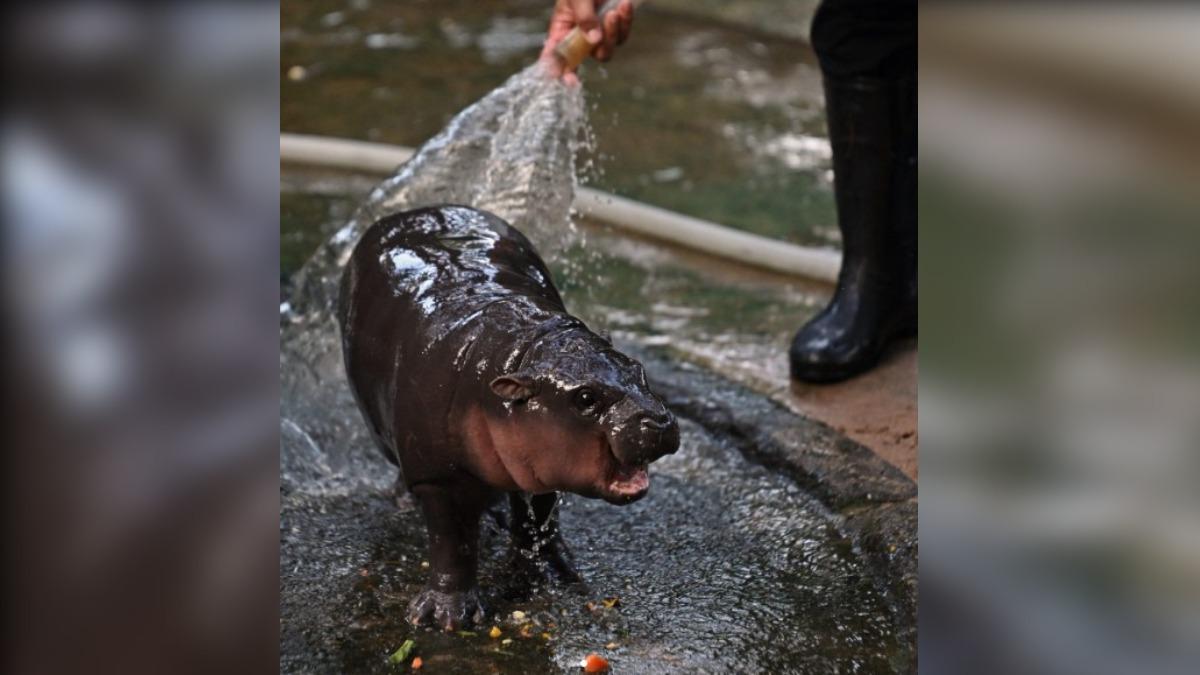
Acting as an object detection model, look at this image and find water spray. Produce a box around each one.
[553,0,648,72]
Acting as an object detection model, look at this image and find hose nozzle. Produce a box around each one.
[552,0,644,72]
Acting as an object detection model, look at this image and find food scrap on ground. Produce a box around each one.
[582,653,611,672]
[586,596,622,613]
[387,639,416,665]
[411,656,423,670]
[488,626,502,639]
[511,610,527,622]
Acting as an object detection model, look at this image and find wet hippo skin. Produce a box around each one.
[338,206,680,630]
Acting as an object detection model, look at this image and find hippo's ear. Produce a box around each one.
[490,374,537,402]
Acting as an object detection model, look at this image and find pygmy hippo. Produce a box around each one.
[338,205,680,630]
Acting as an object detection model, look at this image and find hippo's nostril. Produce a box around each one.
[640,415,670,432]
[633,412,679,462]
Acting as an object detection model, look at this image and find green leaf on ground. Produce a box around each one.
[387,639,416,665]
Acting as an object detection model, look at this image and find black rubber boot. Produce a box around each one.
[891,74,917,336]
[789,75,915,382]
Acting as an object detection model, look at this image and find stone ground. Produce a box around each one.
[632,345,917,624]
[787,341,918,481]
[281,315,918,673]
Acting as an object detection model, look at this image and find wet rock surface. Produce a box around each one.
[634,344,918,662]
[633,346,916,510]
[282,405,912,673]
[282,321,916,673]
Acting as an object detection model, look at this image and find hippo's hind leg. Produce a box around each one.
[507,492,584,589]
[407,482,490,631]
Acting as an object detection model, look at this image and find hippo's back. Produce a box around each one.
[340,206,562,331]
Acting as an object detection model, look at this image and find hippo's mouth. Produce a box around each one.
[602,442,649,504]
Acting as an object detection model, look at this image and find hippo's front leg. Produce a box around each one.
[407,482,489,630]
[508,492,583,587]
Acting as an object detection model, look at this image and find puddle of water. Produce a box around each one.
[282,0,838,248]
[280,0,840,397]
[280,0,840,390]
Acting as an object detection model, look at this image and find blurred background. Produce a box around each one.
[918,3,1200,674]
[282,0,834,264]
[5,4,279,674]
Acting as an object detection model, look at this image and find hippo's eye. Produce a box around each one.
[573,388,598,412]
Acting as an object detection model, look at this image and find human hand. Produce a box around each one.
[540,0,635,85]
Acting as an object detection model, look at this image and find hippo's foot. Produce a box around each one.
[484,500,511,531]
[406,587,487,631]
[506,537,585,593]
[393,475,415,509]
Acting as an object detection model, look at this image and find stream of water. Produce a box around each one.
[287,62,588,321]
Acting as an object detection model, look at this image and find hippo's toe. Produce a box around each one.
[406,587,487,631]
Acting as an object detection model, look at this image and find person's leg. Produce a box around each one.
[891,70,917,332]
[790,0,916,382]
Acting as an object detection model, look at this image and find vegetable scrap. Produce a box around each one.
[411,656,423,670]
[387,639,416,665]
[489,626,502,639]
[581,653,611,672]
[586,596,622,613]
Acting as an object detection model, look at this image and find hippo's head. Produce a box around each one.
[485,330,679,504]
